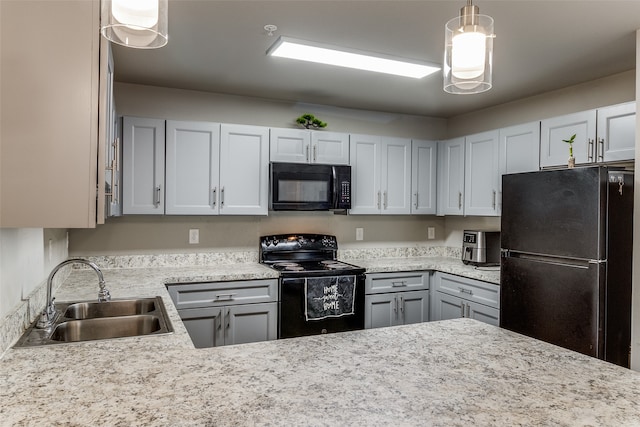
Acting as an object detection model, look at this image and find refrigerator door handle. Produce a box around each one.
[503,250,593,269]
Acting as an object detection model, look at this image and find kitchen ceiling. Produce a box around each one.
[112,1,640,119]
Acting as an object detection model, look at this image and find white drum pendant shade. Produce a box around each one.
[444,3,494,94]
[101,0,168,49]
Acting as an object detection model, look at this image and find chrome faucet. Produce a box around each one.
[36,258,111,329]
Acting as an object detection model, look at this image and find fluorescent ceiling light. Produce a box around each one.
[266,36,440,79]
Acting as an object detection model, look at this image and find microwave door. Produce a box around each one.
[271,164,332,210]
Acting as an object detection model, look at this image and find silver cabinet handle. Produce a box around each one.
[383,191,388,209]
[306,145,310,162]
[393,296,398,318]
[492,190,497,209]
[460,302,465,317]
[215,311,222,331]
[391,281,407,287]
[313,145,317,162]
[598,138,604,162]
[466,303,470,318]
[399,296,404,314]
[377,191,381,209]
[214,293,236,301]
[154,186,161,207]
[458,192,462,210]
[225,308,231,330]
[221,186,225,207]
[212,187,217,207]
[588,138,595,162]
[459,287,473,296]
[414,193,418,209]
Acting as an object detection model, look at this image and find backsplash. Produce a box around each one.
[79,246,461,269]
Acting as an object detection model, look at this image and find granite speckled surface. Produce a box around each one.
[2,315,640,426]
[349,256,500,284]
[2,265,640,425]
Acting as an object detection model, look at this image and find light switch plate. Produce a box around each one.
[356,228,364,241]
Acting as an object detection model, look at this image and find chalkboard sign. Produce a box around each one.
[304,275,356,321]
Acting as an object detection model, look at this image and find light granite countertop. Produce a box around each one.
[349,256,500,284]
[5,259,639,425]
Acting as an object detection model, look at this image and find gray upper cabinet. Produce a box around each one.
[596,102,636,162]
[499,122,541,176]
[219,124,270,215]
[350,135,411,215]
[122,117,166,215]
[540,110,597,167]
[165,121,221,215]
[411,140,438,215]
[541,104,636,168]
[437,138,465,216]
[464,130,500,216]
[270,128,349,164]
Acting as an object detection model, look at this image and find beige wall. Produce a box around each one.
[447,70,635,138]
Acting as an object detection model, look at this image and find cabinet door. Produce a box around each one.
[349,134,382,214]
[465,130,500,216]
[381,137,412,214]
[312,131,350,164]
[0,1,100,227]
[226,303,277,345]
[540,110,596,167]
[99,39,115,222]
[597,102,636,163]
[411,140,437,214]
[179,306,224,348]
[270,128,310,163]
[437,138,465,216]
[122,117,166,214]
[165,121,220,215]
[431,291,464,322]
[399,290,429,325]
[219,124,269,215]
[499,122,540,176]
[466,301,500,326]
[364,293,399,329]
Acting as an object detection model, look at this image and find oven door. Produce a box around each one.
[270,163,333,211]
[279,274,365,339]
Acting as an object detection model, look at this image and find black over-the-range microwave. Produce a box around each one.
[270,162,351,211]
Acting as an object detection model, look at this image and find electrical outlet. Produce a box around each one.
[356,228,364,241]
[427,227,436,240]
[189,229,199,244]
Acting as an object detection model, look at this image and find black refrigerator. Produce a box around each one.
[500,166,634,368]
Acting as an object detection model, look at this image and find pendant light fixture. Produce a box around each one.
[100,0,168,49]
[444,0,494,94]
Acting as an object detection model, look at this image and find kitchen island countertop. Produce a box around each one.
[2,265,640,426]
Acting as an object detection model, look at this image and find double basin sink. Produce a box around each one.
[14,296,173,347]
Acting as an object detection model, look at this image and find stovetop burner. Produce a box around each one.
[260,234,365,277]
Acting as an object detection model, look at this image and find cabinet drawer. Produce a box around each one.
[167,279,278,309]
[434,273,499,309]
[365,271,429,294]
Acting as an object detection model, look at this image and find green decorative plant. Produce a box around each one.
[296,114,327,129]
[563,133,576,157]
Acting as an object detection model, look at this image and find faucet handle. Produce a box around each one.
[98,281,111,302]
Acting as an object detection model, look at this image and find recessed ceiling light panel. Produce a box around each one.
[267,36,440,79]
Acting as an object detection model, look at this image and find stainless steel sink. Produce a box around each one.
[14,296,173,347]
[50,315,162,342]
[63,299,156,319]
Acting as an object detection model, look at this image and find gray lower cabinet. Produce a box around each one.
[431,272,500,326]
[364,271,430,329]
[167,279,278,348]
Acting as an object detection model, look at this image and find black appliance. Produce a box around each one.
[500,166,633,367]
[260,234,365,339]
[270,162,351,211]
